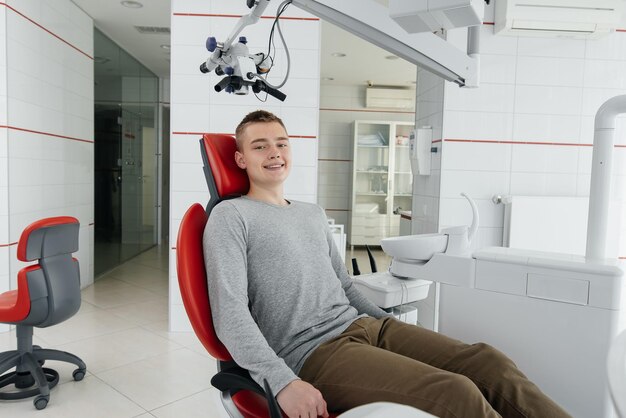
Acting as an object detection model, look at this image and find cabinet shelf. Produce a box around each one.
[356,170,388,174]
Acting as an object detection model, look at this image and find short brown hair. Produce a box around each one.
[235,110,287,150]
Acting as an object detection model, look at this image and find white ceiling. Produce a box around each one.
[71,0,417,87]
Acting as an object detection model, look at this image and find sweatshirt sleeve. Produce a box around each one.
[322,211,391,319]
[203,202,299,395]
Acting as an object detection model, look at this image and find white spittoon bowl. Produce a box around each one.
[381,233,448,261]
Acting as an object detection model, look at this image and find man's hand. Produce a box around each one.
[276,379,329,418]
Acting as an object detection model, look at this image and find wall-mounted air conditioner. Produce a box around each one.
[365,87,415,111]
[495,0,625,39]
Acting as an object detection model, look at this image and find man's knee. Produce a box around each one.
[470,342,515,369]
[432,374,497,417]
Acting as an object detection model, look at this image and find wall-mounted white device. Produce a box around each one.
[495,0,625,39]
[389,0,485,33]
[409,127,432,176]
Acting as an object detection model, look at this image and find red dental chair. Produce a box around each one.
[176,134,340,418]
[0,217,86,410]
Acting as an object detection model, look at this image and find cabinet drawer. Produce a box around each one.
[352,224,387,236]
[350,234,383,246]
[352,214,388,227]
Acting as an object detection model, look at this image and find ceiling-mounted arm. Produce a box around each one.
[291,0,480,87]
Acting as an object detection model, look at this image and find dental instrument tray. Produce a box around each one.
[353,272,431,309]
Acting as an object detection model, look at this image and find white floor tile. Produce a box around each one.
[106,298,169,326]
[53,327,183,374]
[96,348,215,411]
[151,388,230,418]
[80,284,163,310]
[0,376,144,418]
[34,309,135,346]
[141,320,203,348]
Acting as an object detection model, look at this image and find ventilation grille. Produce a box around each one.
[134,26,171,35]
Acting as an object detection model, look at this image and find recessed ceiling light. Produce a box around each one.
[385,55,399,60]
[121,1,143,9]
[160,44,170,50]
[331,52,346,57]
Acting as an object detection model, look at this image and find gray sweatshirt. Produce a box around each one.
[203,196,388,395]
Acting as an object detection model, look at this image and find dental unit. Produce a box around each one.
[361,95,626,418]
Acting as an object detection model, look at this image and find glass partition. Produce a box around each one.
[94,29,159,276]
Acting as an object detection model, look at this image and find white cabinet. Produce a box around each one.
[348,121,414,246]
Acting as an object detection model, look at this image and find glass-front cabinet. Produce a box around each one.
[349,121,413,246]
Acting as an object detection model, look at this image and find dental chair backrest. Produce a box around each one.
[178,134,249,360]
[200,133,249,214]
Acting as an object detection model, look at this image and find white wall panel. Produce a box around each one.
[584,60,626,89]
[513,114,581,143]
[511,144,579,174]
[444,110,513,141]
[445,82,515,113]
[442,141,511,172]
[510,172,578,197]
[514,85,583,116]
[516,56,584,88]
[517,36,585,59]
[2,0,94,293]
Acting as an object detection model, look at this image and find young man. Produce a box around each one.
[203,110,571,418]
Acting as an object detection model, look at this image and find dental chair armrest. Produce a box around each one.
[211,365,265,395]
[211,365,283,418]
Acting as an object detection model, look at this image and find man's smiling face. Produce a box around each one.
[235,121,292,189]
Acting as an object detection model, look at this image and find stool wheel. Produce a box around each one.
[34,395,48,410]
[72,368,85,381]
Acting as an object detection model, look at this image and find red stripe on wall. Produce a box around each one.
[0,2,93,60]
[0,125,93,144]
[0,242,18,248]
[320,108,415,115]
[173,12,319,21]
[172,131,316,139]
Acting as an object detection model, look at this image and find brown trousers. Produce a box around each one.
[299,317,571,418]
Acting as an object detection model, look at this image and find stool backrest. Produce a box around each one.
[17,217,81,327]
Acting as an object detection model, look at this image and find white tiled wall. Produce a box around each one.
[170,0,321,331]
[0,0,93,332]
[437,3,626,256]
[318,84,414,227]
